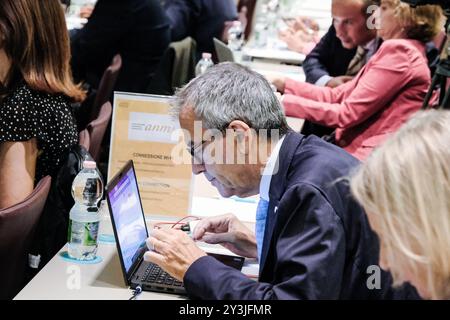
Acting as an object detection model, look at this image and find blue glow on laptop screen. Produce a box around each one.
[108,168,147,273]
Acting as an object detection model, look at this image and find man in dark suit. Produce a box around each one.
[142,62,420,299]
[162,0,237,60]
[295,0,438,137]
[70,0,171,93]
[303,0,438,88]
[304,25,359,86]
[303,0,380,88]
[301,0,379,137]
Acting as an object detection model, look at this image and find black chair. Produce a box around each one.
[146,37,197,95]
[73,54,121,132]
[89,54,121,123]
[86,102,112,162]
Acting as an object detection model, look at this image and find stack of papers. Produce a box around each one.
[191,196,258,223]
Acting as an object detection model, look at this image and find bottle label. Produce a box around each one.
[68,220,99,246]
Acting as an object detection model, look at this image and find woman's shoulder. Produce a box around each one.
[378,39,426,57]
[371,39,427,71]
[6,82,71,110]
[4,82,32,103]
[1,82,74,129]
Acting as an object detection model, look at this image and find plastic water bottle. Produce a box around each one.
[97,199,115,243]
[68,160,104,260]
[253,5,268,48]
[227,20,244,51]
[195,52,214,76]
[266,0,280,48]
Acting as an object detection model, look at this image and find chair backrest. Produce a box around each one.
[78,128,90,151]
[73,88,97,132]
[90,54,122,123]
[146,37,197,95]
[0,176,52,299]
[169,37,197,89]
[87,101,112,162]
[214,37,235,62]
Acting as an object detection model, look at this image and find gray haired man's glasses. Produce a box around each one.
[187,140,207,163]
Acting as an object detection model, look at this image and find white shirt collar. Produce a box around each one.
[363,38,377,50]
[363,38,380,61]
[259,135,286,202]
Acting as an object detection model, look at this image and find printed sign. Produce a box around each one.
[109,93,193,217]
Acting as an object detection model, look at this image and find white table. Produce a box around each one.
[14,232,180,300]
[15,191,259,300]
[245,60,306,83]
[15,117,302,300]
[242,46,306,65]
[244,0,332,65]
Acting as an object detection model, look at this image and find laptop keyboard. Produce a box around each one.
[142,263,183,287]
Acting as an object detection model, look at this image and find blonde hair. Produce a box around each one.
[383,0,444,42]
[350,110,450,300]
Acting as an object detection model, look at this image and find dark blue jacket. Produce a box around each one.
[184,132,420,299]
[163,0,237,59]
[302,25,356,84]
[70,0,171,93]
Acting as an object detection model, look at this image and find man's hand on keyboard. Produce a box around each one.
[144,228,207,281]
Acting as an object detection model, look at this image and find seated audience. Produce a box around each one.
[70,0,171,93]
[278,17,321,55]
[163,0,238,59]
[0,0,85,208]
[351,110,450,300]
[79,2,94,19]
[303,0,380,88]
[61,0,94,18]
[269,1,443,160]
[60,0,71,12]
[142,62,420,300]
[300,0,380,138]
[303,0,439,88]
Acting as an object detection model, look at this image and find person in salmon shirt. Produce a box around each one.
[268,0,444,160]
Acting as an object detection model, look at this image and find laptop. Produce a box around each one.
[213,37,306,83]
[214,37,235,63]
[106,160,245,295]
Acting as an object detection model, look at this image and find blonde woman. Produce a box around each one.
[351,110,450,299]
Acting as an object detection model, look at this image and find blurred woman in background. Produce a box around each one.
[278,16,321,55]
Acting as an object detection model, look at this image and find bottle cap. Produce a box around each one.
[83,160,97,169]
[202,52,212,59]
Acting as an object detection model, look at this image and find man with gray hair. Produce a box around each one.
[144,63,420,299]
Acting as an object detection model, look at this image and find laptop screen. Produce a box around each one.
[107,165,148,274]
[214,37,235,63]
